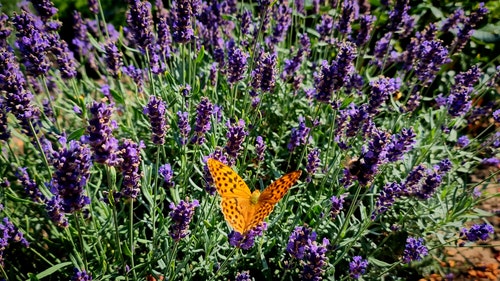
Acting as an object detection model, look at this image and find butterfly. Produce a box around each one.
[207,158,302,234]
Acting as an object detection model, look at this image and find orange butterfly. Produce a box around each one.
[207,158,302,234]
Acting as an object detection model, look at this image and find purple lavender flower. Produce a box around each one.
[11,9,51,76]
[270,3,292,44]
[457,136,470,147]
[204,149,228,195]
[191,97,214,145]
[84,101,119,165]
[288,116,310,151]
[72,11,96,67]
[481,157,500,166]
[346,129,390,186]
[29,0,58,21]
[460,223,494,242]
[226,40,248,84]
[126,0,154,52]
[104,41,123,78]
[229,223,267,250]
[0,101,10,141]
[335,103,371,147]
[388,0,410,32]
[49,37,78,79]
[255,136,266,163]
[330,194,346,219]
[452,3,488,52]
[88,0,99,14]
[49,140,92,211]
[316,14,334,40]
[0,217,30,266]
[122,65,144,91]
[172,0,194,43]
[235,271,251,281]
[224,119,248,162]
[367,77,401,115]
[300,238,329,281]
[336,0,357,35]
[177,111,191,145]
[445,66,482,118]
[306,148,321,182]
[371,182,402,220]
[159,163,174,188]
[16,167,44,203]
[402,237,428,263]
[156,13,172,59]
[441,9,464,33]
[349,256,368,279]
[493,109,500,123]
[117,139,144,199]
[72,268,92,281]
[412,160,451,200]
[251,52,277,92]
[386,128,416,162]
[314,42,357,103]
[413,40,451,85]
[143,96,168,145]
[287,226,317,260]
[373,32,392,67]
[0,14,11,47]
[354,14,376,46]
[240,9,253,36]
[169,199,199,241]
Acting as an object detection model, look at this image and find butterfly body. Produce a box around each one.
[207,158,301,234]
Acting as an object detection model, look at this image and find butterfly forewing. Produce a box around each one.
[207,158,252,198]
[220,197,248,234]
[259,171,302,204]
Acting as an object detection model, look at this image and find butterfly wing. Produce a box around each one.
[244,170,302,232]
[207,158,253,233]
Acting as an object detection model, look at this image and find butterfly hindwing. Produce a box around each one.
[220,197,248,234]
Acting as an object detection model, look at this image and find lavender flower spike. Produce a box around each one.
[126,0,154,52]
[169,199,200,241]
[143,96,168,145]
[191,97,214,145]
[172,0,194,43]
[118,139,144,199]
[349,256,369,279]
[402,237,428,263]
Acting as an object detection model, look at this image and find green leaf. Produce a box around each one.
[196,45,205,63]
[368,257,393,267]
[33,262,73,279]
[67,128,86,141]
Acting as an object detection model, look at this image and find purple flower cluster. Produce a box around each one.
[84,101,119,165]
[354,15,376,46]
[16,167,44,203]
[49,33,78,79]
[143,96,168,145]
[336,0,357,36]
[235,271,251,281]
[0,102,9,141]
[457,135,470,147]
[288,116,311,151]
[343,129,391,186]
[29,0,58,21]
[460,223,494,242]
[177,111,191,145]
[452,3,488,52]
[413,39,451,85]
[192,97,214,145]
[117,139,144,199]
[306,148,321,182]
[126,0,154,52]
[224,119,248,162]
[367,77,401,115]
[316,15,333,40]
[334,103,371,148]
[444,66,482,117]
[441,9,464,33]
[46,140,92,226]
[229,223,267,250]
[269,3,292,44]
[226,40,248,84]
[349,256,368,279]
[385,128,416,162]
[156,12,172,59]
[72,11,96,67]
[255,136,266,163]
[169,199,199,241]
[371,182,403,220]
[159,163,175,188]
[251,52,277,93]
[330,194,346,219]
[11,9,51,76]
[172,0,194,44]
[287,226,329,281]
[72,268,92,281]
[402,237,428,263]
[314,42,356,102]
[0,217,30,266]
[104,41,123,78]
[401,159,451,199]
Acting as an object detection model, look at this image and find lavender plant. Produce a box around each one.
[0,0,499,280]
